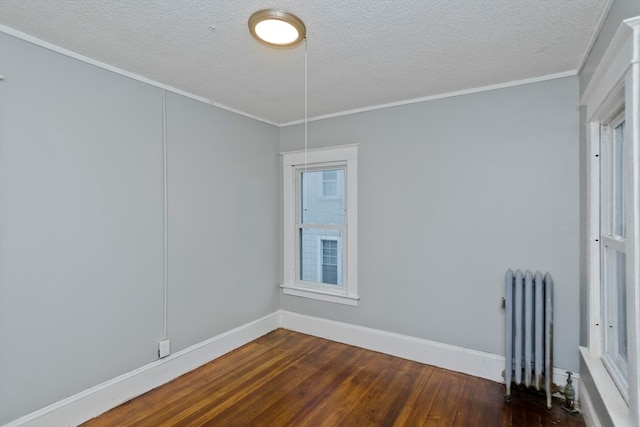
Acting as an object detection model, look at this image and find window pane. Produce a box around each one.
[604,247,628,369]
[301,169,345,224]
[323,180,337,197]
[322,240,337,265]
[322,170,338,197]
[613,121,625,237]
[299,228,342,286]
[616,251,627,362]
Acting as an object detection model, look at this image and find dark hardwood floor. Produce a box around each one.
[82,329,585,426]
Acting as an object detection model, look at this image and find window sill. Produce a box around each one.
[580,347,632,427]
[281,284,359,306]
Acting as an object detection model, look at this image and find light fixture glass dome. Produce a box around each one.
[249,9,306,48]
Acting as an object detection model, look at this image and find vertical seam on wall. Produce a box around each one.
[162,89,169,340]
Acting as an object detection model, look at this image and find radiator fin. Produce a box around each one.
[504,269,553,409]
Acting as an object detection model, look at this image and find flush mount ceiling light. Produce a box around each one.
[248,9,306,48]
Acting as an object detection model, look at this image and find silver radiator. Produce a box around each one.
[504,269,553,409]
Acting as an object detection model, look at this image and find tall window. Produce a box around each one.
[601,115,628,399]
[281,145,358,306]
[297,167,345,286]
[581,17,639,427]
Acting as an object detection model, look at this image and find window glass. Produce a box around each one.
[322,240,338,284]
[299,229,342,286]
[300,168,345,225]
[322,170,338,197]
[603,242,628,390]
[613,121,625,237]
[600,115,629,399]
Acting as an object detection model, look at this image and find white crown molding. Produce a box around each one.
[280,70,578,127]
[1,24,578,129]
[580,17,640,119]
[0,25,280,128]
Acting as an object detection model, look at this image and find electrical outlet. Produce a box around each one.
[158,339,170,358]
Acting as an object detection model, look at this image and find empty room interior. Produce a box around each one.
[1,1,639,426]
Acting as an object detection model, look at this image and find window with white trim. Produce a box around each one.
[600,113,629,400]
[581,17,639,427]
[281,145,358,306]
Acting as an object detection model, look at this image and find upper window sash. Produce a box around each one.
[601,114,626,239]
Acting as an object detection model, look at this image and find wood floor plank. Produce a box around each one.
[82,329,586,427]
[302,351,404,426]
[257,346,373,426]
[156,338,328,426]
[199,341,351,426]
[391,365,435,426]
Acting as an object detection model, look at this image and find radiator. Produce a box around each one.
[504,269,553,409]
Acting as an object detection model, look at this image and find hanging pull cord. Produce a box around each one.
[304,36,308,173]
[303,37,308,213]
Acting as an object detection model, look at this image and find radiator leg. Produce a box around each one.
[546,389,552,410]
[504,384,512,403]
[504,270,514,404]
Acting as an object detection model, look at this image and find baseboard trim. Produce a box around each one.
[3,312,280,427]
[278,310,579,400]
[5,310,580,426]
[580,378,604,427]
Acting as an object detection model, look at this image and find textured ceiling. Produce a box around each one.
[0,0,610,125]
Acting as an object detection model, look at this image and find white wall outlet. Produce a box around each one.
[158,339,170,358]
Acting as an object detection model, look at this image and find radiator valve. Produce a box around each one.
[563,371,575,410]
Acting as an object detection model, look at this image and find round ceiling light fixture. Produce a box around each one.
[248,9,306,48]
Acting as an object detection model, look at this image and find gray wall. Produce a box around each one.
[0,33,279,424]
[165,92,280,351]
[280,76,581,373]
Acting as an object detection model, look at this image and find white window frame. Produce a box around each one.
[581,16,640,427]
[281,144,359,306]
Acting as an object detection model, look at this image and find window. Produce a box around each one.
[581,16,639,427]
[600,114,629,400]
[281,145,358,305]
[298,167,345,286]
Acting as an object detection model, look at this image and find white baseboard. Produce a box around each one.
[4,310,580,426]
[279,310,504,382]
[580,379,604,427]
[3,312,280,427]
[278,310,579,401]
